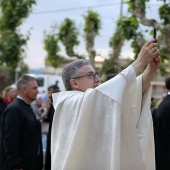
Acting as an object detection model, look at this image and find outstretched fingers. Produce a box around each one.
[150,47,157,53]
[154,54,161,62]
[143,39,157,48]
[146,42,159,60]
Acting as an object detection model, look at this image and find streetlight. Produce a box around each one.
[15,67,21,84]
[120,0,123,16]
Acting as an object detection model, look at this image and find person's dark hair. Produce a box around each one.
[106,74,117,81]
[48,85,54,91]
[17,75,36,91]
[165,77,170,90]
[62,59,90,91]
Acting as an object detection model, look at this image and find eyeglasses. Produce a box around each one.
[72,73,98,80]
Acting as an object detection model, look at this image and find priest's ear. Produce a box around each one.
[70,79,80,90]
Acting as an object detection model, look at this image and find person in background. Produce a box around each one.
[52,80,60,93]
[0,90,7,115]
[42,85,55,104]
[44,103,55,170]
[0,91,7,153]
[151,91,168,117]
[153,77,170,170]
[150,97,156,112]
[31,96,50,121]
[0,75,43,170]
[31,94,54,168]
[51,39,161,170]
[105,73,117,81]
[2,86,17,105]
[44,86,56,170]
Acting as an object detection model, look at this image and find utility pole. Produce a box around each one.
[15,67,21,84]
[120,0,123,16]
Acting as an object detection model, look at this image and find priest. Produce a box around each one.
[51,39,161,170]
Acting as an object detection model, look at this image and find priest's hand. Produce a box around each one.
[142,54,161,93]
[132,39,159,76]
[148,54,161,73]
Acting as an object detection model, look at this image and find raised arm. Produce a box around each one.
[142,57,161,93]
[131,39,161,93]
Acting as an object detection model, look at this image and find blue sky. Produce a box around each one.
[20,0,164,69]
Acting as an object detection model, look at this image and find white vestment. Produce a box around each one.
[51,65,155,170]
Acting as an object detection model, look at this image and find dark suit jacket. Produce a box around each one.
[153,94,170,170]
[0,98,43,170]
[0,99,7,165]
[44,104,54,170]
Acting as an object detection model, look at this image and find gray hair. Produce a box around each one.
[62,59,90,90]
[17,75,36,91]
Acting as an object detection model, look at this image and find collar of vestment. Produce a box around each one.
[52,90,85,108]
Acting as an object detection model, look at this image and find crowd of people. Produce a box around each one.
[0,79,57,170]
[0,38,169,170]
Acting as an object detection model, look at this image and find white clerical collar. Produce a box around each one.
[168,92,170,95]
[17,95,23,100]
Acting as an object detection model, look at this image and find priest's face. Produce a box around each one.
[71,65,101,92]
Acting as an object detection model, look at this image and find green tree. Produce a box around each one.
[106,16,139,74]
[44,11,101,69]
[0,61,28,91]
[44,18,84,68]
[83,10,101,68]
[44,1,169,77]
[0,66,13,91]
[107,0,170,76]
[0,0,36,69]
[58,18,84,59]
[44,26,64,68]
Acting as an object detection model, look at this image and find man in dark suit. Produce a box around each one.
[153,77,170,170]
[0,75,43,170]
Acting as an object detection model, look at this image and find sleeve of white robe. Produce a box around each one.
[97,65,155,170]
[121,68,155,170]
[135,75,155,170]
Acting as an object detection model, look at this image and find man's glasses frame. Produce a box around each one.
[72,73,98,80]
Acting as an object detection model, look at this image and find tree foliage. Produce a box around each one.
[0,32,29,68]
[0,0,36,69]
[44,12,102,68]
[44,18,83,68]
[44,1,169,77]
[0,0,35,30]
[0,66,14,92]
[44,27,64,68]
[108,0,170,76]
[83,10,101,67]
[0,60,28,91]
[58,18,83,58]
